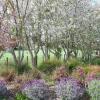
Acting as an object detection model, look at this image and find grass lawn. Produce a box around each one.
[0,51,40,67]
[0,50,83,72]
[0,50,57,68]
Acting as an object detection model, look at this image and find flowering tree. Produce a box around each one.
[0,0,24,67]
[0,0,100,67]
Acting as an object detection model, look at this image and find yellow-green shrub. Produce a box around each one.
[38,59,62,74]
[67,58,84,72]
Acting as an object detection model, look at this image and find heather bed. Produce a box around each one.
[0,66,100,100]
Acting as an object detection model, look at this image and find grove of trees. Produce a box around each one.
[0,0,100,67]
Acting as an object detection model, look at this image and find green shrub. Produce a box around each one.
[38,59,62,74]
[67,58,83,72]
[84,67,90,74]
[16,63,32,74]
[87,79,100,100]
[0,96,6,100]
[15,92,30,100]
[91,57,100,65]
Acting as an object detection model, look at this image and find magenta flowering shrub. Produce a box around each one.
[85,73,100,82]
[55,77,85,100]
[85,73,96,82]
[75,67,85,77]
[21,79,51,100]
[72,67,85,83]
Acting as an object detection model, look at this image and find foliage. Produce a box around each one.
[55,77,85,100]
[55,47,62,59]
[72,66,100,83]
[16,63,32,74]
[0,69,16,82]
[67,58,83,72]
[84,65,100,74]
[84,67,91,74]
[0,80,8,98]
[87,79,100,100]
[95,73,100,79]
[84,65,100,82]
[85,72,100,82]
[15,92,30,100]
[91,57,100,65]
[53,66,68,81]
[21,79,51,100]
[71,67,85,83]
[0,0,100,67]
[14,69,43,88]
[38,59,62,74]
[30,68,43,79]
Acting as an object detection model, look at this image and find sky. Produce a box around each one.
[94,0,100,4]
[92,0,100,6]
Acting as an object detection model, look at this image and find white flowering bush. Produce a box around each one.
[87,79,100,100]
[21,79,52,100]
[55,77,85,100]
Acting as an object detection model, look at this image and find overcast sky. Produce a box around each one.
[94,0,100,4]
[96,0,100,4]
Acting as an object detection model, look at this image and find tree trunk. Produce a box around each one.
[34,54,38,67]
[45,47,49,61]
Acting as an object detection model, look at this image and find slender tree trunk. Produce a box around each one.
[34,54,38,67]
[45,46,49,60]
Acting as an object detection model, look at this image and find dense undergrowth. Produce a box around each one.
[0,57,100,100]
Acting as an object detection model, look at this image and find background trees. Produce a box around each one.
[0,0,100,67]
